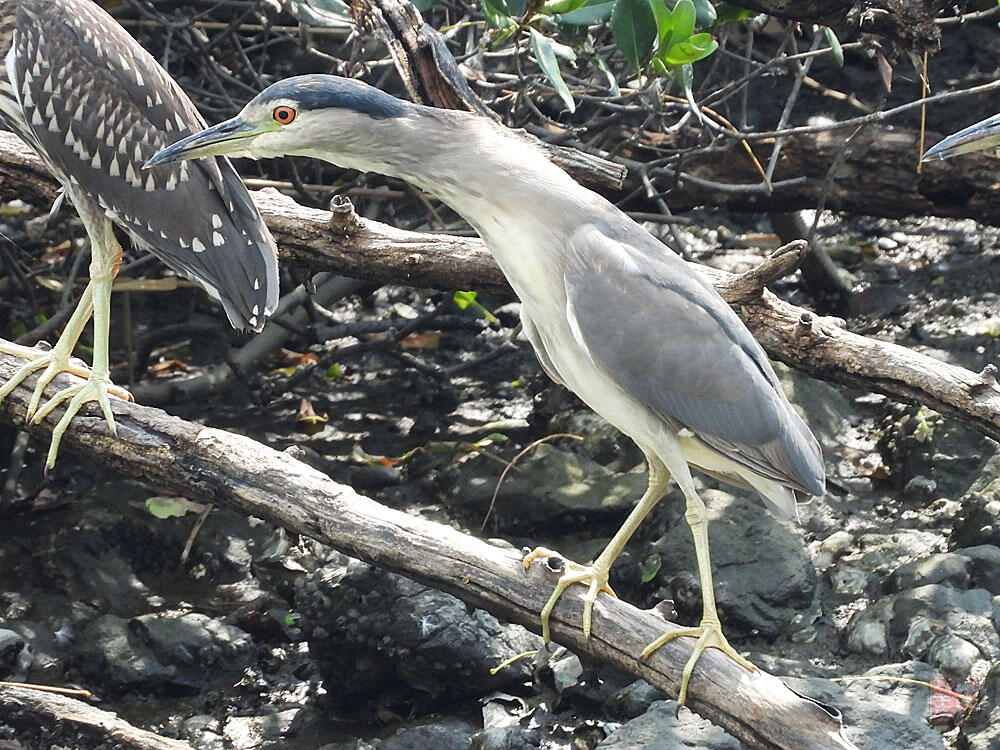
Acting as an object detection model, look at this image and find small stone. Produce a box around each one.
[831,566,870,597]
[903,475,937,497]
[902,616,934,658]
[927,633,983,682]
[877,236,899,251]
[847,620,888,655]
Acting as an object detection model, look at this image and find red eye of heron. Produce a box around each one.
[272,106,296,125]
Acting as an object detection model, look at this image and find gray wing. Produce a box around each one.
[563,224,824,496]
[2,0,278,330]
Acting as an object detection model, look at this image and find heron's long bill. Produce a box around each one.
[145,116,267,167]
[922,112,1000,161]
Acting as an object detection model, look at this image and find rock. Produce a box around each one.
[958,660,1000,750]
[847,620,888,655]
[845,584,1000,661]
[222,710,302,749]
[72,611,252,692]
[440,443,648,523]
[648,490,816,637]
[596,700,741,749]
[884,552,970,593]
[926,633,984,682]
[960,544,1000,593]
[814,530,853,569]
[381,717,477,750]
[0,629,25,676]
[73,614,174,689]
[787,664,946,750]
[297,555,542,709]
[605,679,664,719]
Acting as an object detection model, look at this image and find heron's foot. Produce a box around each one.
[641,616,755,706]
[0,346,130,417]
[523,546,617,642]
[32,371,132,469]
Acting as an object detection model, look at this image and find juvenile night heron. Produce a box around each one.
[923,111,1000,161]
[148,75,826,704]
[0,0,279,467]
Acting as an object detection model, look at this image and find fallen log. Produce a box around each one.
[0,352,857,750]
[0,684,192,750]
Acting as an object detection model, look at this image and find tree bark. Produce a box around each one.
[0,684,192,750]
[727,0,950,52]
[626,125,1000,224]
[0,356,858,750]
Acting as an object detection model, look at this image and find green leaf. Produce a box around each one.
[325,362,343,381]
[612,0,656,72]
[539,0,589,14]
[640,553,662,583]
[822,26,844,67]
[453,290,477,310]
[663,0,696,53]
[592,54,620,95]
[687,0,715,28]
[530,29,577,112]
[662,32,717,65]
[145,496,204,519]
[557,0,614,24]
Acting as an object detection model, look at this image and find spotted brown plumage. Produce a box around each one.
[0,0,279,469]
[0,0,278,330]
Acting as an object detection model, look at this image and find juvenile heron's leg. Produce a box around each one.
[524,453,671,642]
[8,219,131,467]
[640,467,756,706]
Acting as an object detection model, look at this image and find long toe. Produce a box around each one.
[523,547,614,642]
[30,374,124,469]
[641,619,755,706]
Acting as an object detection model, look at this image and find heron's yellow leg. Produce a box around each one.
[7,221,131,468]
[524,455,671,642]
[640,482,756,706]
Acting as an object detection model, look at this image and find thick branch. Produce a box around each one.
[630,126,1000,224]
[0,356,856,750]
[0,684,192,750]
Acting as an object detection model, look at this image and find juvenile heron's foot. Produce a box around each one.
[523,547,617,642]
[33,370,131,469]
[641,616,756,706]
[0,345,131,468]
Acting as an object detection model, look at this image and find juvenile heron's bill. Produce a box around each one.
[922,112,1000,161]
[145,116,270,166]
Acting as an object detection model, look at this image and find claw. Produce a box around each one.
[39,373,123,469]
[523,547,616,642]
[0,344,130,468]
[641,617,756,706]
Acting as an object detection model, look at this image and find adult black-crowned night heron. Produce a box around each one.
[148,74,826,704]
[0,0,279,468]
[923,111,1000,161]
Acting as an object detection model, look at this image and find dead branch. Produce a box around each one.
[0,356,857,750]
[0,684,192,750]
